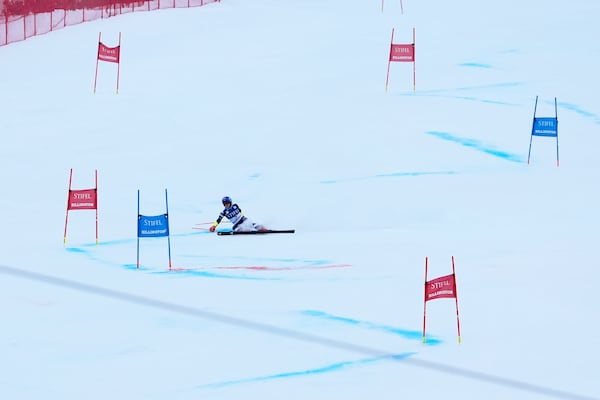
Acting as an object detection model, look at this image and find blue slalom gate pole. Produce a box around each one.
[528,96,559,167]
[136,190,140,269]
[165,189,172,270]
[527,96,539,165]
[555,97,560,167]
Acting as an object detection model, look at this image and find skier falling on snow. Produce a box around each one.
[209,196,267,233]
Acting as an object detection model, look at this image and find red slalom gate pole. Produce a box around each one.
[63,168,73,245]
[452,256,462,344]
[93,32,101,93]
[422,256,428,342]
[385,28,395,91]
[116,32,121,94]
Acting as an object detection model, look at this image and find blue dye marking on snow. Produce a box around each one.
[425,131,525,163]
[71,238,136,248]
[320,170,456,184]
[374,171,457,178]
[65,246,116,267]
[458,62,492,68]
[400,93,517,106]
[451,81,523,92]
[197,353,416,389]
[70,233,197,259]
[411,81,523,95]
[122,264,152,271]
[557,101,600,124]
[456,96,513,105]
[249,173,262,179]
[301,310,442,345]
[123,264,138,270]
[153,269,277,280]
[189,230,211,235]
[68,236,333,277]
[398,82,523,106]
[95,238,133,246]
[402,92,515,106]
[65,247,85,253]
[178,254,333,267]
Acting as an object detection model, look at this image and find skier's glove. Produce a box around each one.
[209,225,216,232]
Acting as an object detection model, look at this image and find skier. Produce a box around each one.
[209,196,267,233]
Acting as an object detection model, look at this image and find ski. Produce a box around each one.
[217,229,295,236]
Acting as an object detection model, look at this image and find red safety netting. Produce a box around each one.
[1,0,219,46]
